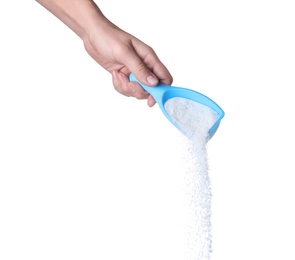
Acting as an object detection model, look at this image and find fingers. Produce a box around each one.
[147,95,156,107]
[112,70,157,107]
[112,70,151,100]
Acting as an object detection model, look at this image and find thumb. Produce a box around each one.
[125,52,159,86]
[133,65,158,86]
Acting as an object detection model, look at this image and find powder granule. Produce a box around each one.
[164,97,219,260]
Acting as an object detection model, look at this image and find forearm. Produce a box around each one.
[36,0,110,40]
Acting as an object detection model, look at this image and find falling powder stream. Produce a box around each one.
[164,97,219,260]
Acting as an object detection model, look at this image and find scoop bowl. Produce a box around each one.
[129,73,224,139]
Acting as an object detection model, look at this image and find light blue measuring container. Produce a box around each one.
[129,73,225,139]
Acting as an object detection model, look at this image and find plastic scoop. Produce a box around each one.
[129,73,225,139]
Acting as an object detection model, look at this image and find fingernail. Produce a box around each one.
[147,75,158,85]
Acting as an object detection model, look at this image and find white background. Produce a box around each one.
[1,1,295,259]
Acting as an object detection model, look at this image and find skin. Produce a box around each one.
[35,0,173,107]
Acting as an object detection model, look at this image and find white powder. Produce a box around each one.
[164,97,219,260]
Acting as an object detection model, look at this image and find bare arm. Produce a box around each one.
[35,0,173,106]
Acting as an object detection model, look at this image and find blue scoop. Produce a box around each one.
[129,73,225,139]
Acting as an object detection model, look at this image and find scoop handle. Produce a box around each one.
[129,73,168,103]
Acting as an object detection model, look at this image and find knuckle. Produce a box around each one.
[136,62,149,73]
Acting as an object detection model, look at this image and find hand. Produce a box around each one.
[83,23,173,107]
[36,0,173,106]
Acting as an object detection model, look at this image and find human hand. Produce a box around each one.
[83,23,173,107]
[36,0,172,106]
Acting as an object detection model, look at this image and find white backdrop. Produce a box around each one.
[1,1,295,259]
